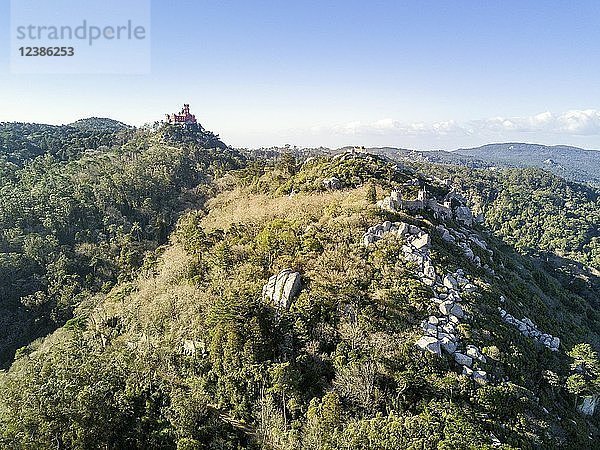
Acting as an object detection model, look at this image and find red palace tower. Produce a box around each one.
[166,104,198,126]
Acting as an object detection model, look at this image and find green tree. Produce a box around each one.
[566,343,600,403]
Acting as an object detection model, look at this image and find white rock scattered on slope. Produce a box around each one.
[364,192,490,384]
[416,336,442,356]
[499,307,560,351]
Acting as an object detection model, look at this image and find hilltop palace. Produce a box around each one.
[165,104,202,129]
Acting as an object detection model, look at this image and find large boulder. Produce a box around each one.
[443,274,458,289]
[578,394,599,416]
[454,352,473,367]
[416,336,441,356]
[412,233,431,250]
[262,269,303,310]
[440,336,458,354]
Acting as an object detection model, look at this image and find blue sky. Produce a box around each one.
[2,0,600,150]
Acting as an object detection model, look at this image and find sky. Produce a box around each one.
[2,0,600,150]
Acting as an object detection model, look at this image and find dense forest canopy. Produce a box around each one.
[0,123,243,366]
[0,122,598,449]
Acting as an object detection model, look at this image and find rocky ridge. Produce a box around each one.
[363,216,489,383]
[365,187,565,385]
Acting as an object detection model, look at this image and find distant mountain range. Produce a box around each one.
[365,143,600,187]
[455,143,600,185]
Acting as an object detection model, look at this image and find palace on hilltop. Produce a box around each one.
[166,104,199,127]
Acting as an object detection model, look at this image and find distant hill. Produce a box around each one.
[360,147,488,167]
[0,121,132,165]
[68,117,132,132]
[360,144,600,187]
[453,143,600,186]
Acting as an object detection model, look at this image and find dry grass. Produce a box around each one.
[201,185,372,232]
[89,244,206,346]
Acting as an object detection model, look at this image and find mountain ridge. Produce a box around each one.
[0,121,598,448]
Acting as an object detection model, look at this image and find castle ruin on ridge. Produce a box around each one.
[378,186,476,226]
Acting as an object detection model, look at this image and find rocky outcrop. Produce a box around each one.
[416,257,488,381]
[577,394,599,416]
[416,264,488,384]
[498,308,560,351]
[455,206,474,226]
[362,221,429,251]
[436,224,495,271]
[365,182,508,386]
[262,269,303,310]
[365,186,567,390]
[363,216,489,383]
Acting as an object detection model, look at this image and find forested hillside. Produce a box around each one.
[455,143,600,187]
[0,125,598,448]
[0,123,243,366]
[0,122,133,165]
[415,165,600,271]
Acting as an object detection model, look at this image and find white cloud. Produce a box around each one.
[556,109,600,134]
[318,109,600,139]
